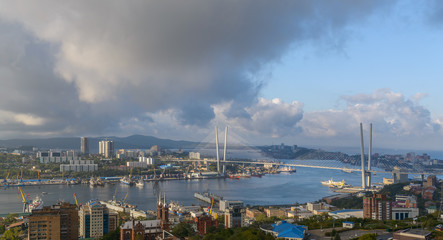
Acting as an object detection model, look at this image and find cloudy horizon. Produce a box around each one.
[1,1,443,151]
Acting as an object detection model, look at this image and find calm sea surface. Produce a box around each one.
[0,160,398,214]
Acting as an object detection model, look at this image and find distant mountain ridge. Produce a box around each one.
[0,135,200,153]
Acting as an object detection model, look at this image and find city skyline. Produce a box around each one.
[0,1,443,151]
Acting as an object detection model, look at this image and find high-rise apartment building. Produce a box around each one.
[79,200,118,239]
[99,140,114,158]
[225,205,245,228]
[28,202,78,240]
[80,137,89,155]
[363,194,392,220]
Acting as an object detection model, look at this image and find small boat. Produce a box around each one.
[136,179,144,187]
[120,177,135,186]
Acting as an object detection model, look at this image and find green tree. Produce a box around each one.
[358,233,377,240]
[2,213,18,225]
[0,228,23,240]
[171,222,195,238]
[101,228,120,240]
[334,233,342,240]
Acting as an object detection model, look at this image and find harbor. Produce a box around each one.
[0,162,393,214]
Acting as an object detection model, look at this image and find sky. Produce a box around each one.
[0,0,443,152]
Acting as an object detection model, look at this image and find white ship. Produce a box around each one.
[27,195,43,212]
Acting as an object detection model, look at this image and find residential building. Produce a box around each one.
[427,175,437,187]
[126,161,148,168]
[246,208,263,219]
[60,160,98,172]
[363,194,392,220]
[392,167,408,183]
[189,152,201,160]
[99,140,114,158]
[139,156,155,165]
[28,202,78,240]
[38,151,81,164]
[79,200,118,239]
[264,208,286,218]
[80,137,89,155]
[219,200,244,211]
[195,215,218,235]
[225,205,245,228]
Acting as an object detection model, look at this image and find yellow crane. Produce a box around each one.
[113,187,118,202]
[122,191,129,205]
[73,193,78,207]
[18,187,29,212]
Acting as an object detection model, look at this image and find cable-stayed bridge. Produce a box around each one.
[166,124,443,190]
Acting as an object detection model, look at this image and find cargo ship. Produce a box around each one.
[26,196,43,213]
[229,173,251,179]
[321,179,349,188]
[194,192,223,203]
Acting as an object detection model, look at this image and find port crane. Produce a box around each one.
[2,172,9,182]
[18,187,30,212]
[121,191,129,205]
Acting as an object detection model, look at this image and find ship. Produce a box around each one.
[342,167,353,173]
[229,173,251,179]
[120,177,135,186]
[277,166,296,173]
[136,179,144,187]
[89,177,104,187]
[321,179,349,188]
[194,192,223,203]
[27,195,43,213]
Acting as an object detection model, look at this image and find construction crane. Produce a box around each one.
[73,193,79,207]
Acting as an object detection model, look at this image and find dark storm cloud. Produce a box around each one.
[0,0,394,138]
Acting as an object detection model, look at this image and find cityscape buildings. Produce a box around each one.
[99,140,114,158]
[79,200,118,239]
[224,205,245,228]
[28,202,78,240]
[80,137,89,156]
[363,194,392,220]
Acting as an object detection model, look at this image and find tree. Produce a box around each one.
[334,233,341,240]
[0,228,23,240]
[101,228,120,240]
[171,222,195,238]
[2,213,18,225]
[358,233,377,240]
